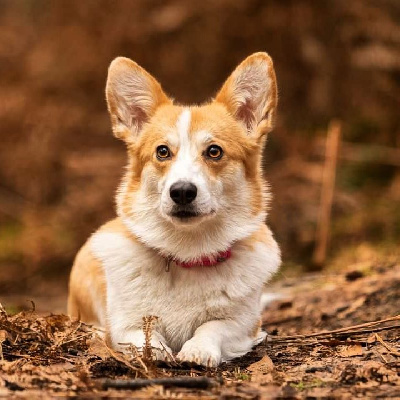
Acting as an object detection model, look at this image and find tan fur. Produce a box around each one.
[68,218,131,325]
[68,242,105,324]
[241,223,277,252]
[251,318,262,339]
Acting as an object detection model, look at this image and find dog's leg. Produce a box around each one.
[110,329,173,361]
[177,319,262,367]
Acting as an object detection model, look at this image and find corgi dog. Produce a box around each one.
[68,52,281,367]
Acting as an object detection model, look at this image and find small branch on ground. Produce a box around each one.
[99,376,220,391]
[267,315,400,343]
[375,333,400,357]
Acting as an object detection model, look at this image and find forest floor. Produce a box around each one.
[0,260,399,399]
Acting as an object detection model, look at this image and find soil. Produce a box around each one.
[1,262,399,399]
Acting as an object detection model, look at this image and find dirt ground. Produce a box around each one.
[1,261,399,399]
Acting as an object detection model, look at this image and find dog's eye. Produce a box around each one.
[156,145,171,160]
[206,145,223,160]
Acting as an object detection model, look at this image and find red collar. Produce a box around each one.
[167,248,232,269]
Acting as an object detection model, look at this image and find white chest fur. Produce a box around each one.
[90,229,280,353]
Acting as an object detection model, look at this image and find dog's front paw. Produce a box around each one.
[177,338,221,367]
[114,331,174,362]
[148,345,174,362]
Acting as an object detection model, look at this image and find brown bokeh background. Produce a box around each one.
[1,0,399,296]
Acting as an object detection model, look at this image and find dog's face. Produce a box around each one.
[131,103,263,227]
[106,53,277,254]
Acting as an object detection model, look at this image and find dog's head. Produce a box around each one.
[106,53,277,259]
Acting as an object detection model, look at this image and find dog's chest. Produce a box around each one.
[90,231,268,349]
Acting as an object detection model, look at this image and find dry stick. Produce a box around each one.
[100,376,218,391]
[268,315,400,342]
[52,321,83,348]
[56,332,93,346]
[158,341,177,364]
[374,348,388,363]
[375,333,400,357]
[313,120,342,266]
[269,325,400,345]
[105,342,146,376]
[130,345,149,375]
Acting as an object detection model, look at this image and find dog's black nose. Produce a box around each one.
[170,181,197,205]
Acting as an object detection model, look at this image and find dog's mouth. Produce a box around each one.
[171,210,199,219]
[169,206,215,223]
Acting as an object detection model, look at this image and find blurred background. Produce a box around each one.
[0,0,399,304]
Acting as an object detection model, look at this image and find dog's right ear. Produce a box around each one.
[106,57,171,142]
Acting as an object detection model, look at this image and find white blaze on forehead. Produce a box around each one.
[176,108,191,152]
[165,108,205,187]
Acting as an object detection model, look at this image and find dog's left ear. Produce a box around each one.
[215,52,277,142]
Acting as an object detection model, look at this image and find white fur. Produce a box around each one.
[177,108,191,151]
[90,228,280,365]
[260,292,284,309]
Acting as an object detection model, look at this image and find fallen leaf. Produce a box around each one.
[366,334,376,344]
[88,334,112,359]
[337,344,363,357]
[247,355,274,384]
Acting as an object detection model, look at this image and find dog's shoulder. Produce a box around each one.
[68,217,142,324]
[68,223,113,325]
[238,223,281,280]
[97,217,133,236]
[89,217,148,275]
[242,223,280,251]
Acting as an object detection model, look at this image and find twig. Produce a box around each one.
[100,376,219,390]
[105,342,146,376]
[373,348,388,364]
[268,315,400,342]
[375,333,400,357]
[2,352,31,359]
[56,332,92,346]
[159,341,177,364]
[129,344,149,374]
[268,325,400,346]
[27,300,36,312]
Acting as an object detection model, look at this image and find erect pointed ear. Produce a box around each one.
[106,57,171,142]
[215,52,278,141]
